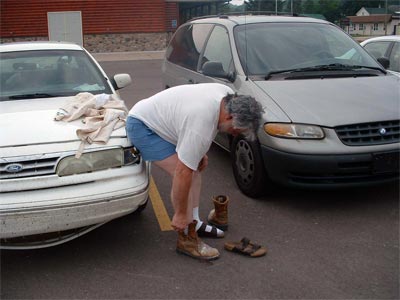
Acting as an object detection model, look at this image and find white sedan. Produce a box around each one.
[0,42,150,249]
[361,35,400,77]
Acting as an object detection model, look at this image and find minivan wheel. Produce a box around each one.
[231,136,270,198]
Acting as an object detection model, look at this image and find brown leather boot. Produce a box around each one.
[207,195,229,231]
[176,220,220,260]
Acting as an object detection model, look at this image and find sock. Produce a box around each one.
[193,207,224,235]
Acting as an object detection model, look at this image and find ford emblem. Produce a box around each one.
[379,128,387,135]
[5,163,23,173]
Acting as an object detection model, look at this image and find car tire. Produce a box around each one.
[231,136,272,198]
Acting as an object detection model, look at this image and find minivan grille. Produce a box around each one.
[0,155,59,179]
[335,120,400,146]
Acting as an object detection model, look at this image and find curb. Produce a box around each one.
[92,50,165,62]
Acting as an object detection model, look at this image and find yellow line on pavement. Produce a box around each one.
[149,176,173,231]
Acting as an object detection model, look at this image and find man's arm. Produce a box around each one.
[170,159,194,231]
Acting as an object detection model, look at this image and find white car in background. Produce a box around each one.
[361,35,400,77]
[0,42,150,249]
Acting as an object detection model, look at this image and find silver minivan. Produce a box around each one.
[162,15,399,197]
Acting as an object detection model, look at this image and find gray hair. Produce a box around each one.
[223,93,264,141]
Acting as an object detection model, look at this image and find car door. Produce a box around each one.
[198,24,236,149]
[162,23,213,87]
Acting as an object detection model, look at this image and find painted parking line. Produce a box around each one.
[149,176,173,231]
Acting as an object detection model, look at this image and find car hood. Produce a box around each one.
[0,97,126,147]
[254,75,400,127]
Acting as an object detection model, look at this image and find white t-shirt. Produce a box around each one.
[129,83,234,170]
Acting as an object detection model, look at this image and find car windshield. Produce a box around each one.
[234,22,382,77]
[0,49,111,101]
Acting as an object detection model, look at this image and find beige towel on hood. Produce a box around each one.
[54,92,128,158]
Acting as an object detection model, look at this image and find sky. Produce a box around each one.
[230,0,246,6]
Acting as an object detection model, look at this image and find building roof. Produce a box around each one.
[364,7,387,14]
[348,14,392,23]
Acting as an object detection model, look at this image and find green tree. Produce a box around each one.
[245,0,276,13]
[303,0,315,12]
[317,0,341,22]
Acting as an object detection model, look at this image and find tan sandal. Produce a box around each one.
[224,237,267,257]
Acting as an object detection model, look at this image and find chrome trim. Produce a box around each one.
[0,184,149,214]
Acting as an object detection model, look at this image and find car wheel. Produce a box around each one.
[231,136,271,198]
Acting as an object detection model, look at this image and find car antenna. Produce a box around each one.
[245,11,248,81]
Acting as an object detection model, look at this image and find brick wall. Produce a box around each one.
[0,0,179,51]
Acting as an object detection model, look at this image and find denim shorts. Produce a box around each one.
[126,116,176,161]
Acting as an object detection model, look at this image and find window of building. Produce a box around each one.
[373,23,379,31]
[359,24,364,30]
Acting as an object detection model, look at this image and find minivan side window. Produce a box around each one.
[200,25,233,74]
[166,24,213,71]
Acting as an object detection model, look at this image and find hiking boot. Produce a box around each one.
[207,195,229,231]
[176,220,220,260]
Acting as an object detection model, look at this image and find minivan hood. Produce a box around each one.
[254,75,400,127]
[0,97,126,148]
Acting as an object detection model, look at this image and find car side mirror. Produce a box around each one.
[112,73,132,90]
[202,61,236,82]
[377,57,390,69]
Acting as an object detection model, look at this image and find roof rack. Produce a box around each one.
[189,11,297,21]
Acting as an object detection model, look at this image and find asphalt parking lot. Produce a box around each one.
[1,57,399,300]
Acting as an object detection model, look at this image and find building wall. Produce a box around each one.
[356,8,370,16]
[0,0,179,52]
[348,20,399,36]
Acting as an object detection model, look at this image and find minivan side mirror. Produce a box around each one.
[377,57,390,69]
[112,73,132,90]
[202,61,236,82]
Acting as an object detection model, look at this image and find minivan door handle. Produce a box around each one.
[187,79,194,84]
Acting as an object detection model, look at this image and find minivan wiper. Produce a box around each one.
[265,63,386,79]
[9,93,58,100]
[329,64,386,73]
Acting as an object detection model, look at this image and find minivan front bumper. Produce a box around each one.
[261,145,400,188]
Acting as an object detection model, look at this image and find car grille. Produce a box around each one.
[335,120,400,146]
[0,154,59,180]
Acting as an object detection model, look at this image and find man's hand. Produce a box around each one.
[198,155,208,172]
[171,212,188,232]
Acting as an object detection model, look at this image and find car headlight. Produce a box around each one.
[56,147,140,177]
[264,123,325,139]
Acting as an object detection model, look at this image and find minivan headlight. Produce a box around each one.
[264,123,325,139]
[56,147,140,176]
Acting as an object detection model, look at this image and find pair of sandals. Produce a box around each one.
[224,237,267,258]
[197,223,266,258]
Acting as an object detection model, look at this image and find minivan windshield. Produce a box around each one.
[234,22,382,77]
[0,50,111,101]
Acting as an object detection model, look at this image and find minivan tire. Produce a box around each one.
[231,136,271,198]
